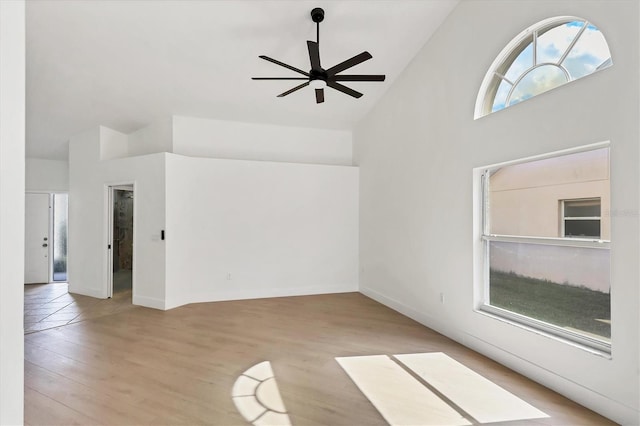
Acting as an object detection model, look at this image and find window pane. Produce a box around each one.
[489,148,610,239]
[565,219,600,238]
[489,240,610,340]
[491,77,512,112]
[53,193,68,282]
[564,201,600,217]
[504,39,533,82]
[562,24,612,79]
[536,20,584,64]
[508,65,568,106]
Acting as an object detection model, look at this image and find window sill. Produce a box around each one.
[474,305,612,359]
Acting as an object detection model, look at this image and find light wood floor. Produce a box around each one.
[24,292,616,425]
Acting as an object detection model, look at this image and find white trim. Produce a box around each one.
[483,234,609,249]
[67,284,104,299]
[478,305,611,354]
[132,295,166,310]
[166,284,358,310]
[481,140,610,171]
[105,186,114,298]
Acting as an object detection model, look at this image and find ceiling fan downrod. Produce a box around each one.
[311,7,324,46]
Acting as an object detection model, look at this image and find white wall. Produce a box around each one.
[172,116,353,165]
[68,126,166,309]
[164,154,358,309]
[128,116,173,157]
[25,158,69,192]
[100,126,128,161]
[0,0,24,423]
[354,1,638,424]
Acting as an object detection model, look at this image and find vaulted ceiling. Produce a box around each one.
[26,0,458,160]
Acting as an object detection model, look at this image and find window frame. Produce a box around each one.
[476,143,611,354]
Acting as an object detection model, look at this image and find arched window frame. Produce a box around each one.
[474,16,612,119]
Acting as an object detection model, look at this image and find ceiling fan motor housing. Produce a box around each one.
[310,68,327,81]
[311,8,325,23]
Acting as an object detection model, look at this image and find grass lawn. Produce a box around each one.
[490,269,610,339]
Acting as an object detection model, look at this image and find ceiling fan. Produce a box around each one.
[252,7,385,104]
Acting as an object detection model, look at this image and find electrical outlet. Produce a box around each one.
[227,273,232,280]
[439,292,445,304]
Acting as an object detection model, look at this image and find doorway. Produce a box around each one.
[24,192,68,284]
[107,185,134,298]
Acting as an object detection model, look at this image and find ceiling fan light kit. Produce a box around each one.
[252,7,386,104]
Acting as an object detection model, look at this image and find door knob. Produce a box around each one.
[42,243,48,247]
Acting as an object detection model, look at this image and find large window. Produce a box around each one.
[479,146,611,352]
[475,17,612,118]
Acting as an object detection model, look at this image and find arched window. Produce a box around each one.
[475,17,612,119]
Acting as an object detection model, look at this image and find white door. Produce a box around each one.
[25,193,50,284]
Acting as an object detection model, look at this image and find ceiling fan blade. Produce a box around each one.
[259,55,310,77]
[315,88,324,104]
[327,81,363,99]
[277,81,310,97]
[326,52,372,76]
[307,41,321,70]
[252,77,309,80]
[330,74,386,82]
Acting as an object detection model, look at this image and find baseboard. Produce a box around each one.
[359,285,639,426]
[67,285,104,299]
[165,283,358,310]
[132,294,166,310]
[360,286,450,335]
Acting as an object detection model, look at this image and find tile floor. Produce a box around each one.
[24,279,134,334]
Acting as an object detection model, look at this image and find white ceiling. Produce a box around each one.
[26,0,458,160]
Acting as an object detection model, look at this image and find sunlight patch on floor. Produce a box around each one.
[336,355,471,426]
[395,352,548,423]
[232,361,291,426]
[337,352,549,425]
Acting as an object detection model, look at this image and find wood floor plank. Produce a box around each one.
[25,386,99,425]
[25,361,156,425]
